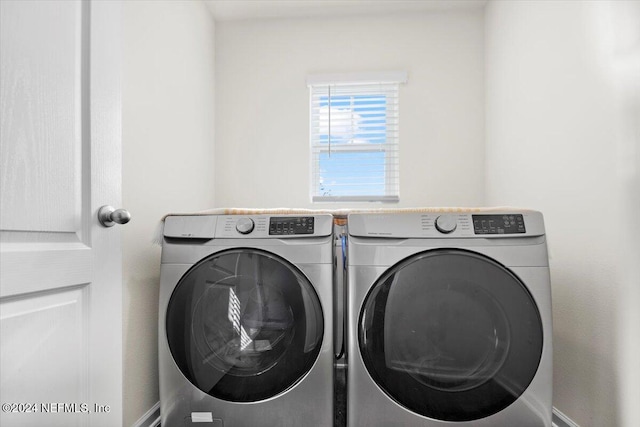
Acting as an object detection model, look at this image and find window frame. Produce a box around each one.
[307,72,407,203]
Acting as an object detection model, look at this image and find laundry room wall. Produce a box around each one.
[122,1,216,425]
[214,9,485,208]
[485,1,640,426]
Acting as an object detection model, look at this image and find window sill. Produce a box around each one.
[312,195,400,203]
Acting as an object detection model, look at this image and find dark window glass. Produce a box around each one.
[166,249,323,402]
[359,249,543,421]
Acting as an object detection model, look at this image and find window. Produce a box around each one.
[308,72,407,202]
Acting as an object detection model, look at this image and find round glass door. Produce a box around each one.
[166,248,324,402]
[359,249,543,421]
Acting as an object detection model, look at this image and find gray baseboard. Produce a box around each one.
[131,402,160,427]
[553,407,580,427]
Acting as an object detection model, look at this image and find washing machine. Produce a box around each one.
[159,214,334,427]
[347,211,552,426]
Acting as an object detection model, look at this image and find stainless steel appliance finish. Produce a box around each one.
[159,214,334,427]
[347,210,552,426]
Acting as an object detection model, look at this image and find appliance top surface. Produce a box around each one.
[163,213,333,240]
[348,210,545,239]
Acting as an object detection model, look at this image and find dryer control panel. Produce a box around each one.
[348,211,544,239]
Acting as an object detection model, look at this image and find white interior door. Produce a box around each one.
[0,1,123,426]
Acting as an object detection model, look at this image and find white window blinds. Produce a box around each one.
[308,72,406,202]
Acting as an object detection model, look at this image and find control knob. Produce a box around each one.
[236,217,255,235]
[435,215,457,234]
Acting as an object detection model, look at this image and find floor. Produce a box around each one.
[335,363,347,427]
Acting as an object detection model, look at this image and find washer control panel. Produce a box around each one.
[269,216,314,235]
[214,214,332,238]
[472,214,525,235]
[435,215,457,234]
[235,217,255,234]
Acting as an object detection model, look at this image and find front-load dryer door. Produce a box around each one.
[166,248,324,402]
[359,249,543,422]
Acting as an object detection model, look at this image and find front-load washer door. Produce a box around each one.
[359,249,543,422]
[166,248,324,402]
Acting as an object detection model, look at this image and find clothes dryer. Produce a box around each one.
[159,214,334,427]
[347,211,552,426]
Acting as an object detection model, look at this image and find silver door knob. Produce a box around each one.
[98,205,131,227]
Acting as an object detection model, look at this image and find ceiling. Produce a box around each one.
[204,0,487,22]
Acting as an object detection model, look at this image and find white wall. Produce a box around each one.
[215,10,485,208]
[122,1,216,425]
[485,1,640,425]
